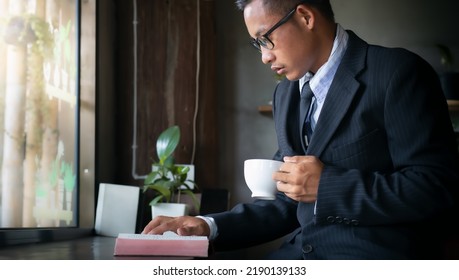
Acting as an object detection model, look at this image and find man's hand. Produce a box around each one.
[142,215,211,237]
[272,155,324,203]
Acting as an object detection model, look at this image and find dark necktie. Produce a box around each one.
[299,82,315,148]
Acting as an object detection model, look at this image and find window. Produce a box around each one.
[0,0,95,244]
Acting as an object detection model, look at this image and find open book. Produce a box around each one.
[113,232,209,257]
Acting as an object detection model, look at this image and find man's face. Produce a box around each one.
[243,0,316,81]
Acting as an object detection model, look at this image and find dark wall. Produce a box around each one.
[98,0,217,229]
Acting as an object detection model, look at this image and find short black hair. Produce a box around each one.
[235,0,335,22]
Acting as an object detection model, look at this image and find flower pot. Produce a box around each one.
[151,203,188,220]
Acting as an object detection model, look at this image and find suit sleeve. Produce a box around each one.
[207,193,299,250]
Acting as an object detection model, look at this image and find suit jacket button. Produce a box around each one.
[343,218,350,225]
[302,244,313,254]
[335,216,343,223]
[351,219,359,226]
[326,216,335,223]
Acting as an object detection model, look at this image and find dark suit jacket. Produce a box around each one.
[209,31,459,259]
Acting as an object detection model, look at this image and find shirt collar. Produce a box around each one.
[299,24,349,103]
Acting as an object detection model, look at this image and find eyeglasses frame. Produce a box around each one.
[250,4,300,52]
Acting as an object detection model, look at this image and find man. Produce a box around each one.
[143,0,459,259]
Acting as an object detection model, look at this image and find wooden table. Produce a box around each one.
[0,236,119,260]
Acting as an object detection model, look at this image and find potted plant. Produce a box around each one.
[143,125,199,219]
[436,44,459,100]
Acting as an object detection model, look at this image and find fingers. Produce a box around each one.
[141,216,175,234]
[284,155,316,163]
[273,156,323,203]
[278,156,312,175]
[141,216,211,237]
[273,172,289,187]
[177,225,204,236]
[177,227,192,236]
[283,156,298,163]
[176,217,211,237]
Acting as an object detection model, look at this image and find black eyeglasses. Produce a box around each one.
[250,5,299,52]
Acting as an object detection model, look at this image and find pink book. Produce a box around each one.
[113,232,209,257]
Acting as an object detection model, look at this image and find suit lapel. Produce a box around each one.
[307,72,360,156]
[307,31,367,157]
[274,81,303,156]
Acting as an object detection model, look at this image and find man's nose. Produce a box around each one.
[261,49,274,64]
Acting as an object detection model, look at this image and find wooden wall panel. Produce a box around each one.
[113,0,217,227]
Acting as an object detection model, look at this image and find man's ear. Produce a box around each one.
[296,4,315,28]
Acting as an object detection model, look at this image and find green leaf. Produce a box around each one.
[436,44,454,69]
[149,195,165,206]
[163,180,179,191]
[182,181,197,191]
[176,165,190,175]
[156,125,180,163]
[181,189,201,210]
[178,173,187,183]
[144,184,172,202]
[163,155,175,169]
[144,170,160,185]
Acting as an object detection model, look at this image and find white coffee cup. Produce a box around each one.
[244,159,283,200]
